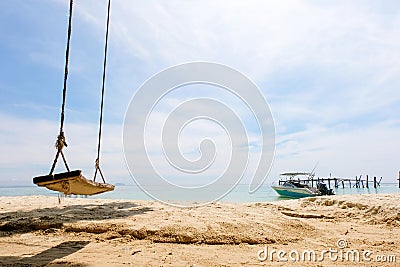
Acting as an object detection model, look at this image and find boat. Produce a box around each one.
[272,172,334,198]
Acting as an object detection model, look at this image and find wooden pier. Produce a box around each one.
[285,174,384,189]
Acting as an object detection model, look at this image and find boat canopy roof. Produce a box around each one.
[280,172,313,176]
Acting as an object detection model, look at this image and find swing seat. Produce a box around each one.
[33,170,115,196]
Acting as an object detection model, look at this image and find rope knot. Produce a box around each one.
[56,132,68,151]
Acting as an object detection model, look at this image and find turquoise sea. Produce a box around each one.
[0,183,399,203]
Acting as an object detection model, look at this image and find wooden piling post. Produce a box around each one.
[374,176,377,188]
[328,178,331,189]
[341,180,345,188]
[398,171,400,189]
[366,175,369,188]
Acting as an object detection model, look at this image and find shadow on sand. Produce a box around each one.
[0,240,90,266]
[0,201,153,234]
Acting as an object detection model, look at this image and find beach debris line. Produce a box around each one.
[32,0,114,195]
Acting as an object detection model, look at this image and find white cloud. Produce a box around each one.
[271,120,400,181]
[0,113,129,185]
[3,0,400,187]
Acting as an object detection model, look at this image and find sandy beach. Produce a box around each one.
[0,193,399,266]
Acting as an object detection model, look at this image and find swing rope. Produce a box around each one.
[49,0,74,175]
[93,0,111,183]
[49,0,112,184]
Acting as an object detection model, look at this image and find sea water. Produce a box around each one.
[0,183,398,203]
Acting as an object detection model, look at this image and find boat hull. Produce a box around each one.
[272,186,318,198]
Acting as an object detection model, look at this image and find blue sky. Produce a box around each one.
[1,0,399,186]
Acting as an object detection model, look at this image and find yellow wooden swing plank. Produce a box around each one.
[33,170,114,196]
